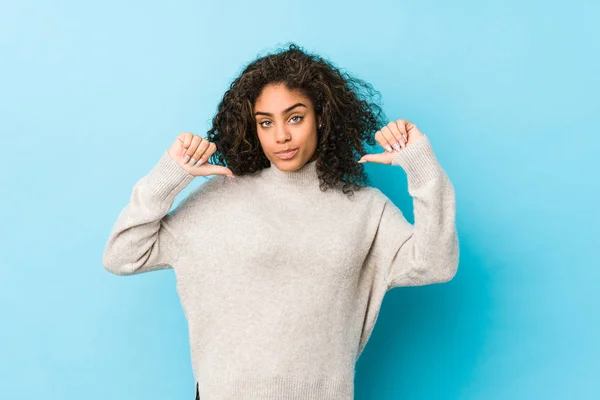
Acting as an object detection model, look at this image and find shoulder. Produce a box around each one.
[189,174,231,198]
[335,183,390,213]
[348,183,388,201]
[173,174,229,210]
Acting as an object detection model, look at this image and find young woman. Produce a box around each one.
[102,43,459,400]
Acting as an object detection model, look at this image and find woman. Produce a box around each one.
[102,43,459,400]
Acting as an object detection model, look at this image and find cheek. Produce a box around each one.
[256,131,269,148]
[297,124,316,139]
[305,128,318,147]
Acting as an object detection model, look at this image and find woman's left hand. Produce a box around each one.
[358,119,425,164]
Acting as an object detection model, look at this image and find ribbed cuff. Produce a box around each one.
[200,376,353,399]
[391,135,442,189]
[145,150,195,200]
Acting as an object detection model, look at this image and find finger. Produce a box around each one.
[375,130,392,152]
[191,138,211,166]
[405,121,423,145]
[194,141,215,167]
[396,119,409,142]
[193,149,234,177]
[374,130,385,151]
[183,135,202,164]
[179,132,194,152]
[386,121,405,150]
[380,126,397,152]
[375,128,400,153]
[205,142,217,160]
[391,121,408,149]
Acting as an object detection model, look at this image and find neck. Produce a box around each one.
[262,158,320,187]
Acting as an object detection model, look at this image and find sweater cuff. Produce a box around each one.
[145,150,196,200]
[391,135,443,189]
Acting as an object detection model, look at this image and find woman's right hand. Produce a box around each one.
[167,132,235,178]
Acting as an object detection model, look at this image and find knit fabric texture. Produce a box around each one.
[102,135,459,399]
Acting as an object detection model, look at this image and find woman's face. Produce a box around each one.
[254,83,320,171]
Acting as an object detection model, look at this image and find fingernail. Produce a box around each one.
[386,145,392,152]
[184,155,190,163]
[190,157,196,165]
[196,159,204,166]
[392,143,401,151]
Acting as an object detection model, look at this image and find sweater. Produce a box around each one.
[102,135,459,400]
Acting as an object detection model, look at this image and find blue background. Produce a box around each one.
[1,0,598,399]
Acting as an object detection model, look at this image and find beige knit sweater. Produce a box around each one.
[102,135,459,399]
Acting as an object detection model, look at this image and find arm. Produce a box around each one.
[374,135,459,289]
[102,151,196,276]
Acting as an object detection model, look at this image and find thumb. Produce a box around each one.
[200,164,235,177]
[358,153,388,164]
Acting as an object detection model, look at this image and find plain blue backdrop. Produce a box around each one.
[1,0,598,399]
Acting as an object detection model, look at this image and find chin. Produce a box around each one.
[271,156,303,171]
[274,161,298,171]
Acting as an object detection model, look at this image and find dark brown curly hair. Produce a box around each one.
[206,42,388,198]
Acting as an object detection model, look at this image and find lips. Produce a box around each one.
[275,148,298,154]
[274,148,299,159]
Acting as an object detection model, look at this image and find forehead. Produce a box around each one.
[255,83,311,108]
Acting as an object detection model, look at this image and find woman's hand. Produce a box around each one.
[167,132,235,178]
[358,119,425,164]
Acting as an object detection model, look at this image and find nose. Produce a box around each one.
[275,123,291,144]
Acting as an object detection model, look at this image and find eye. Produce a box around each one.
[258,116,303,128]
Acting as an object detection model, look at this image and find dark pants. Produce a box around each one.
[195,382,199,400]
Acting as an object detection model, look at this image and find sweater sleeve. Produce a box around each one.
[102,150,196,276]
[373,135,459,289]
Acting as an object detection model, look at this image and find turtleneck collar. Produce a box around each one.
[261,159,320,186]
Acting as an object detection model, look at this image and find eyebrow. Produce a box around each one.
[254,103,307,117]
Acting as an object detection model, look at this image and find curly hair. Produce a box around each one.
[206,42,388,198]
